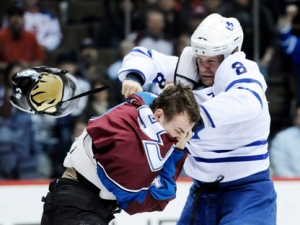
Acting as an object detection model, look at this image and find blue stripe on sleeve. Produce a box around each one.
[225,78,263,92]
[200,105,215,128]
[237,87,263,108]
[131,48,153,58]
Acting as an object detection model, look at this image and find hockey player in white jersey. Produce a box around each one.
[118,13,277,225]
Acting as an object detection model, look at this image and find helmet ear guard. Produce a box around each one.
[10,66,81,117]
[191,13,244,58]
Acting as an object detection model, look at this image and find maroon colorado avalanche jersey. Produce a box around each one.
[86,92,187,214]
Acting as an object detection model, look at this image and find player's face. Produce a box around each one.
[197,54,223,87]
[156,110,194,143]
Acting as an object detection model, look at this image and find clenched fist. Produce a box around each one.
[122,80,143,98]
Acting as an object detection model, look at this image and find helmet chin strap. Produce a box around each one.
[56,85,110,107]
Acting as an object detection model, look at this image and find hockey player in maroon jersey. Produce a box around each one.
[36,83,199,224]
[9,66,199,224]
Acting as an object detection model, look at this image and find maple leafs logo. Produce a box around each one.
[226,21,234,31]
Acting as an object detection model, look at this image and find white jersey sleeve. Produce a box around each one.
[200,52,269,128]
[118,46,178,91]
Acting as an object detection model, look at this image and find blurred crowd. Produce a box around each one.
[0,0,300,180]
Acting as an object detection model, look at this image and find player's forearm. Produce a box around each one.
[118,46,178,88]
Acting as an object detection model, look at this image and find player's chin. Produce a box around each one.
[202,78,214,87]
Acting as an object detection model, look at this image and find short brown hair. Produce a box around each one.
[150,83,200,123]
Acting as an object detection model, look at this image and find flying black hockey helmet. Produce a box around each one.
[10,66,80,117]
[191,13,244,58]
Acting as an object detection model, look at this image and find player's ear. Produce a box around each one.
[153,109,164,120]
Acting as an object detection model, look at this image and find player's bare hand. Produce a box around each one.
[175,130,193,149]
[122,80,143,98]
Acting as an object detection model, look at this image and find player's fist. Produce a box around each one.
[122,80,143,98]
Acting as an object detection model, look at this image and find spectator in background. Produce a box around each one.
[76,37,107,82]
[127,9,174,55]
[72,76,117,139]
[107,39,134,103]
[278,4,300,104]
[105,0,144,48]
[156,0,183,38]
[175,32,190,56]
[31,113,57,178]
[22,0,62,51]
[76,37,125,104]
[186,10,206,35]
[0,6,45,72]
[270,102,300,177]
[261,0,284,24]
[201,0,228,16]
[80,76,119,123]
[0,62,43,179]
[107,39,135,81]
[72,117,87,141]
[218,0,277,79]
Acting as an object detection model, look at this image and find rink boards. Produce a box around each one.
[0,177,299,225]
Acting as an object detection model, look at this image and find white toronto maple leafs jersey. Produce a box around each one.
[118,47,270,182]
